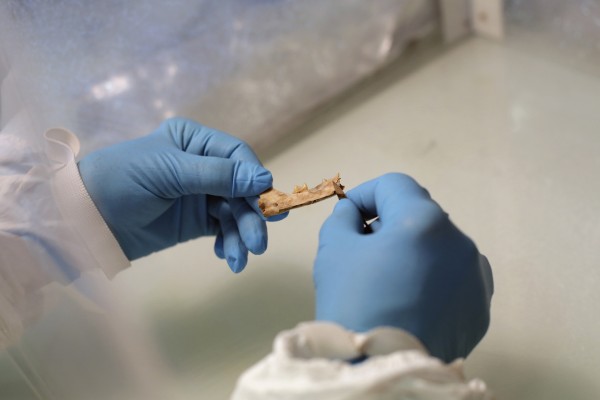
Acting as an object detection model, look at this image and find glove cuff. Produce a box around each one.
[45,128,130,278]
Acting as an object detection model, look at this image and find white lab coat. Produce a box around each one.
[0,119,494,399]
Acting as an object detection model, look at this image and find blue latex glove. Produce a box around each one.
[78,118,285,272]
[314,173,493,362]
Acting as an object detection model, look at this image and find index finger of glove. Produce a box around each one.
[172,153,272,198]
[345,173,433,225]
[165,118,262,164]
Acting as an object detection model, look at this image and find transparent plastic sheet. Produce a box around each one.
[0,119,175,399]
[0,1,438,399]
[0,0,436,154]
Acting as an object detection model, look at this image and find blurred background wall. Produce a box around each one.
[505,0,600,77]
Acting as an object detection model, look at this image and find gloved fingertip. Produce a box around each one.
[332,198,357,215]
[254,235,268,255]
[479,254,494,298]
[320,199,364,236]
[234,163,273,197]
[266,211,289,222]
[253,166,273,193]
[227,256,238,272]
[215,250,226,260]
[214,234,225,259]
[228,255,247,273]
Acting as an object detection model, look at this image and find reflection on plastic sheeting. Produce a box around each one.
[2,272,175,400]
[0,0,436,154]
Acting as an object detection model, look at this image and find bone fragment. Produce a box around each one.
[258,174,344,217]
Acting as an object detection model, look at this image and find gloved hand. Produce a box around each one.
[78,118,285,272]
[314,173,493,362]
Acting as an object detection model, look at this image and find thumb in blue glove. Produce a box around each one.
[78,118,286,272]
[314,173,493,362]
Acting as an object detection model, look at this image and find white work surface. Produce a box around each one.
[117,37,600,399]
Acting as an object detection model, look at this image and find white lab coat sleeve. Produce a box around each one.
[44,127,130,277]
[0,114,129,348]
[231,321,494,400]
